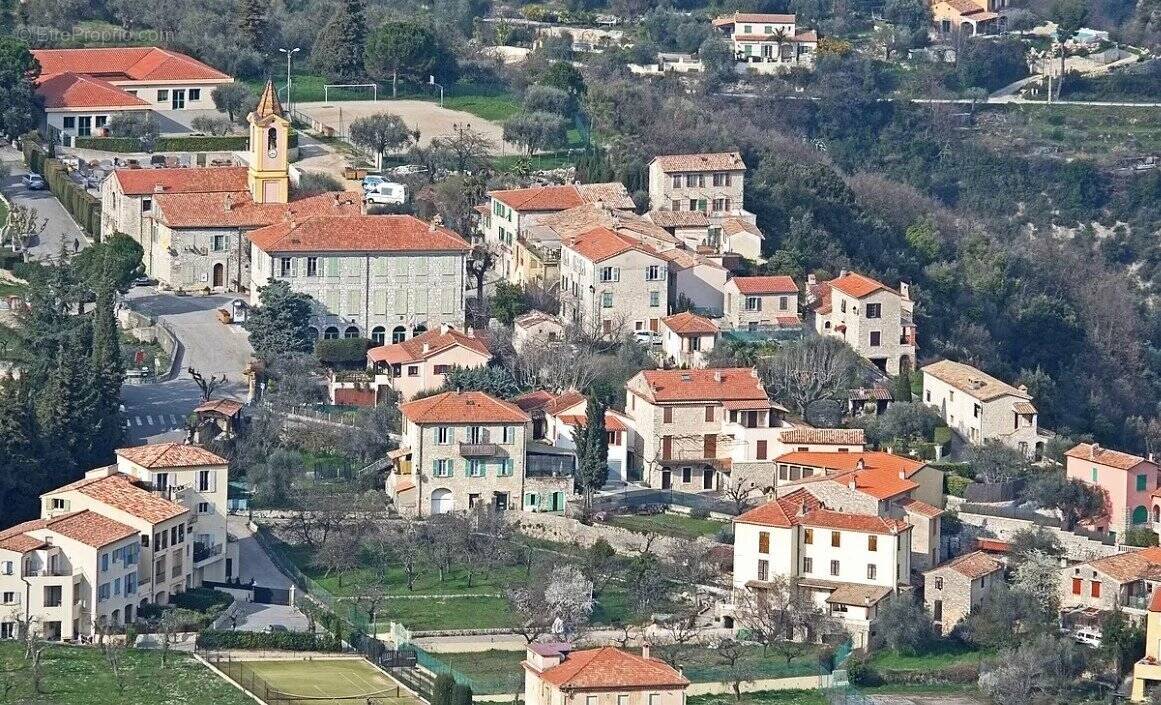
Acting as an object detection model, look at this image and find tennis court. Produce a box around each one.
[240,658,420,705]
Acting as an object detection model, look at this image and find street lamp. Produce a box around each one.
[429,75,444,108]
[279,47,301,113]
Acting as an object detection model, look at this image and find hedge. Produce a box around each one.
[22,137,102,238]
[946,474,972,498]
[316,337,373,366]
[172,587,233,613]
[75,132,299,153]
[195,629,344,651]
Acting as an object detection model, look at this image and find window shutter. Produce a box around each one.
[442,289,454,314]
[394,289,408,314]
[345,258,360,279]
[371,258,387,277]
[415,291,428,314]
[393,257,408,277]
[373,289,387,315]
[345,290,362,316]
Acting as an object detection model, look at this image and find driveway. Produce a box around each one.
[227,515,293,590]
[231,602,311,633]
[120,288,252,444]
[869,695,987,705]
[0,144,89,259]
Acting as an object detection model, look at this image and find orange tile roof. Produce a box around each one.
[368,327,490,365]
[54,473,188,524]
[800,509,910,534]
[575,183,636,210]
[795,29,819,42]
[635,367,766,404]
[647,211,711,228]
[776,450,924,477]
[0,520,50,553]
[116,443,227,469]
[928,551,1003,580]
[33,47,231,82]
[538,647,689,690]
[662,311,719,335]
[900,497,943,518]
[155,190,361,229]
[975,538,1012,553]
[113,166,249,196]
[194,398,245,416]
[253,79,284,119]
[512,390,555,412]
[1086,547,1161,583]
[721,217,763,239]
[921,360,1030,402]
[43,511,138,548]
[566,227,662,264]
[1151,589,1161,613]
[490,185,587,211]
[1066,443,1149,472]
[731,276,798,295]
[737,492,907,534]
[780,428,865,445]
[828,272,892,299]
[544,390,587,416]
[557,411,628,432]
[401,391,530,424]
[248,215,471,254]
[716,12,797,24]
[37,73,151,109]
[652,152,745,173]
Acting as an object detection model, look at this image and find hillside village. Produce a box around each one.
[1,1,1161,704]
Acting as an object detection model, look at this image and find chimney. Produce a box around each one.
[440,323,451,335]
[641,643,651,660]
[466,327,474,336]
[807,273,816,286]
[1091,443,1100,459]
[839,269,848,278]
[153,185,165,193]
[855,458,865,471]
[899,470,906,479]
[900,282,910,301]
[714,370,723,383]
[422,343,430,353]
[847,478,856,490]
[1018,384,1028,393]
[681,373,692,382]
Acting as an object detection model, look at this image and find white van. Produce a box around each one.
[365,182,406,206]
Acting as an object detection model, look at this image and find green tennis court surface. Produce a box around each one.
[241,659,420,705]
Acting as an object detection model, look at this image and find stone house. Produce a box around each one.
[513,310,566,353]
[659,311,719,368]
[1062,547,1161,619]
[923,551,1004,635]
[931,0,1003,36]
[559,227,671,337]
[711,12,819,69]
[247,214,470,341]
[809,272,917,376]
[1064,442,1160,536]
[921,359,1044,459]
[647,152,747,220]
[723,275,800,331]
[389,391,570,516]
[522,643,688,705]
[657,247,729,316]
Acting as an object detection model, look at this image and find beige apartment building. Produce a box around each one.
[522,643,688,705]
[809,272,917,375]
[248,214,470,341]
[921,359,1043,459]
[648,152,747,220]
[624,367,788,491]
[723,275,800,331]
[388,391,570,516]
[560,227,671,336]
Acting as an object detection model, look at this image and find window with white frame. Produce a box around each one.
[433,459,452,477]
[279,257,292,277]
[601,292,613,308]
[502,426,515,444]
[649,291,661,308]
[646,264,663,281]
[211,234,227,252]
[436,426,453,444]
[745,297,761,311]
[599,266,619,282]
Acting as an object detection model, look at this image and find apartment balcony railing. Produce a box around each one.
[24,567,72,578]
[193,542,223,564]
[660,448,728,465]
[459,442,499,457]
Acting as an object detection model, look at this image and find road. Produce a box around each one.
[227,515,293,590]
[120,288,253,444]
[0,144,89,259]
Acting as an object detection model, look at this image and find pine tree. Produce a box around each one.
[311,0,367,82]
[0,382,47,522]
[36,333,101,475]
[90,285,125,464]
[236,0,269,52]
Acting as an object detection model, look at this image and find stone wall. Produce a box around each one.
[507,512,717,555]
[955,511,1118,562]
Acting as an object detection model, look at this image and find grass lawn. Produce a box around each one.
[238,658,421,705]
[0,641,252,705]
[869,642,986,672]
[603,512,727,539]
[444,94,521,122]
[689,691,827,705]
[433,650,526,694]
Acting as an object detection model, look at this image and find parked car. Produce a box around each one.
[132,276,158,287]
[22,173,45,190]
[1072,629,1102,648]
[390,164,429,176]
[633,330,662,346]
[365,181,406,206]
[361,174,387,192]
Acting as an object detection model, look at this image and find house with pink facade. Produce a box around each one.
[1066,442,1160,537]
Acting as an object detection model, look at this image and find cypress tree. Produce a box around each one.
[451,683,473,705]
[311,0,367,81]
[36,333,100,476]
[0,381,47,521]
[236,0,269,51]
[90,285,125,463]
[433,673,455,705]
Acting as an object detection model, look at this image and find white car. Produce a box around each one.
[391,164,429,176]
[365,181,406,206]
[633,330,661,346]
[1072,629,1101,648]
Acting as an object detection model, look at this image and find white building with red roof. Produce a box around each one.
[523,643,688,705]
[659,311,719,368]
[711,12,819,70]
[723,275,801,331]
[808,271,917,375]
[532,390,636,485]
[560,227,671,338]
[390,391,571,516]
[730,490,911,647]
[32,47,234,139]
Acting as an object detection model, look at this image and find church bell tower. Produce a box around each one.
[247,80,290,204]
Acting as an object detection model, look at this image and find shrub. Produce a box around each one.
[433,673,456,705]
[172,587,233,614]
[688,507,710,520]
[1125,527,1159,547]
[946,474,972,497]
[846,658,883,686]
[137,603,165,621]
[451,682,473,705]
[194,630,344,651]
[315,337,372,367]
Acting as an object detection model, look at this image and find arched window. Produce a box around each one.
[307,326,319,340]
[392,325,407,343]
[344,326,360,339]
[371,326,386,345]
[1133,505,1149,525]
[267,127,278,152]
[323,326,340,340]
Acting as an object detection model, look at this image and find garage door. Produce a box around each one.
[430,488,453,514]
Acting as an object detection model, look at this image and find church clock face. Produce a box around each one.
[267,148,278,159]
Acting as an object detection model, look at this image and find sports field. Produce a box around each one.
[295,100,515,152]
[240,658,419,705]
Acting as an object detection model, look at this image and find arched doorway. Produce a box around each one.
[323,326,340,340]
[371,326,386,345]
[212,263,225,288]
[1133,505,1149,525]
[343,326,360,339]
[307,326,319,340]
[431,488,453,514]
[392,325,407,343]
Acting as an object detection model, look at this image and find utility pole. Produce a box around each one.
[279,47,301,113]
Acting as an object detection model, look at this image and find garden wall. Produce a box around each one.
[955,509,1118,561]
[508,513,715,555]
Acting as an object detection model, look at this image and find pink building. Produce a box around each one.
[1065,443,1160,536]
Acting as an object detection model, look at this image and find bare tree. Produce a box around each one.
[759,337,861,420]
[714,638,757,701]
[350,578,389,628]
[104,638,127,692]
[721,479,759,515]
[655,606,703,669]
[188,367,228,402]
[466,244,499,326]
[155,608,199,668]
[6,204,48,251]
[734,579,836,665]
[311,532,363,587]
[286,487,369,549]
[392,520,425,591]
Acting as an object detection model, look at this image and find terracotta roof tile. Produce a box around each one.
[730,276,798,295]
[715,12,798,24]
[575,183,636,210]
[799,508,910,534]
[33,47,231,82]
[737,493,907,534]
[514,310,562,329]
[826,272,892,299]
[1066,443,1149,472]
[721,218,763,239]
[401,391,530,424]
[37,73,152,109]
[557,411,628,432]
[48,472,188,524]
[539,204,679,248]
[652,152,745,172]
[661,311,719,335]
[368,327,490,365]
[116,443,227,469]
[253,79,284,118]
[921,360,1031,402]
[776,451,924,499]
[490,185,586,211]
[1086,547,1161,583]
[566,227,662,264]
[545,390,587,416]
[634,367,766,404]
[43,511,138,548]
[647,211,711,228]
[538,647,689,690]
[975,538,1012,553]
[657,247,725,271]
[900,497,943,518]
[155,190,361,229]
[779,428,865,445]
[194,398,245,416]
[928,551,1002,580]
[0,520,50,553]
[824,582,892,606]
[248,215,471,254]
[113,167,249,196]
[512,390,555,412]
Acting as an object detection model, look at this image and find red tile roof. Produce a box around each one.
[1066,443,1150,472]
[975,538,1012,553]
[900,497,943,518]
[46,473,188,524]
[662,311,719,335]
[401,391,530,424]
[731,276,798,295]
[253,79,284,119]
[652,152,745,173]
[715,12,798,25]
[566,227,661,264]
[248,215,471,254]
[367,327,490,365]
[634,368,766,404]
[42,511,138,548]
[800,509,910,534]
[544,390,587,416]
[779,428,865,445]
[776,450,924,477]
[512,390,555,412]
[737,494,908,534]
[0,520,50,553]
[828,272,891,299]
[928,551,1003,580]
[557,411,628,432]
[1152,588,1161,613]
[721,217,763,239]
[155,191,361,229]
[37,73,151,109]
[33,47,231,82]
[194,398,245,416]
[116,443,227,469]
[1086,547,1161,583]
[113,166,249,196]
[538,647,689,690]
[490,185,587,211]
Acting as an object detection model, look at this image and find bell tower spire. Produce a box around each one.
[247,79,290,204]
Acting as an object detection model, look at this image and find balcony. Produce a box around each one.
[459,442,499,457]
[171,564,183,579]
[1125,594,1150,611]
[193,542,223,564]
[659,447,729,467]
